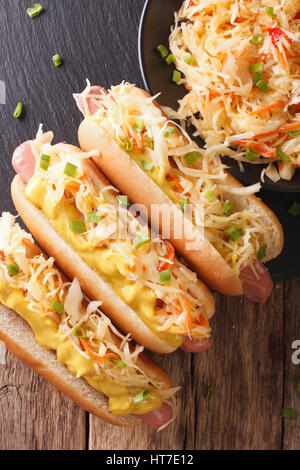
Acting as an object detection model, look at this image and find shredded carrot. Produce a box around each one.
[126,264,136,273]
[185,83,192,91]
[277,50,287,70]
[278,161,283,173]
[199,314,208,327]
[237,140,276,158]
[249,101,284,116]
[279,122,300,133]
[157,241,175,272]
[167,172,191,197]
[80,339,119,365]
[67,181,81,192]
[142,265,147,272]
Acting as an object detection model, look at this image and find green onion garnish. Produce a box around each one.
[253,72,263,84]
[159,269,171,284]
[245,147,259,161]
[206,386,213,403]
[13,102,23,119]
[26,3,44,18]
[40,154,51,171]
[172,70,182,83]
[179,196,190,213]
[109,357,127,369]
[116,195,130,209]
[288,130,300,138]
[164,126,177,138]
[222,201,234,217]
[288,201,300,217]
[133,117,145,133]
[156,45,168,59]
[123,137,133,152]
[276,149,290,163]
[141,160,154,172]
[266,6,276,17]
[225,225,243,242]
[64,162,78,178]
[7,263,20,276]
[86,212,102,224]
[52,54,62,67]
[143,136,154,150]
[51,302,64,315]
[249,62,264,73]
[255,79,270,93]
[73,326,87,339]
[134,389,150,404]
[183,53,196,64]
[184,151,201,165]
[70,220,86,234]
[281,408,296,419]
[205,189,217,203]
[250,34,264,46]
[166,54,176,65]
[257,245,267,260]
[133,235,151,249]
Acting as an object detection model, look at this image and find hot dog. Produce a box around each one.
[75,82,284,303]
[11,126,215,355]
[0,212,177,429]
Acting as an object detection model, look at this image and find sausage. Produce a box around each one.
[12,141,36,184]
[77,86,106,115]
[137,402,173,430]
[240,260,273,303]
[181,337,213,353]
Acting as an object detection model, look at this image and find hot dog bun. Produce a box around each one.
[78,86,284,296]
[0,237,173,428]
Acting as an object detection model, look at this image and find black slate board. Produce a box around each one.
[0,0,298,282]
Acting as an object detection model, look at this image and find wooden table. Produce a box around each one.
[0,0,299,450]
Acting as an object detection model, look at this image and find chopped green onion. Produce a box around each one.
[159,269,171,284]
[73,326,87,339]
[123,137,133,152]
[297,381,300,394]
[143,136,154,150]
[156,45,168,59]
[133,117,145,133]
[64,162,78,178]
[51,302,64,315]
[109,357,127,369]
[133,235,151,249]
[86,212,102,224]
[70,220,86,234]
[40,154,51,171]
[26,3,44,18]
[255,80,270,93]
[184,151,201,165]
[7,263,20,276]
[13,102,23,119]
[183,52,196,64]
[166,54,176,65]
[179,196,190,213]
[225,225,243,242]
[140,160,154,172]
[206,386,213,403]
[222,201,234,217]
[249,62,264,73]
[276,149,290,163]
[134,389,150,404]
[250,34,264,46]
[245,147,259,161]
[288,201,300,217]
[172,70,182,83]
[266,6,276,17]
[52,54,62,67]
[205,189,217,203]
[281,408,296,419]
[116,195,130,209]
[253,72,263,84]
[288,130,300,138]
[164,126,177,138]
[257,245,267,260]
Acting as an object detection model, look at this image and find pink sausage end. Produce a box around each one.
[137,402,173,430]
[181,337,213,353]
[12,141,36,184]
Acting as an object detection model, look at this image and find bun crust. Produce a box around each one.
[78,89,283,295]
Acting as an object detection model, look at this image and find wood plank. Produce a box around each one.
[0,351,86,450]
[282,279,300,450]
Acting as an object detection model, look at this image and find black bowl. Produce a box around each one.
[139,0,300,192]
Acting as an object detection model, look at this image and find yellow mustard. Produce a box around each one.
[0,281,162,416]
[24,178,182,349]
